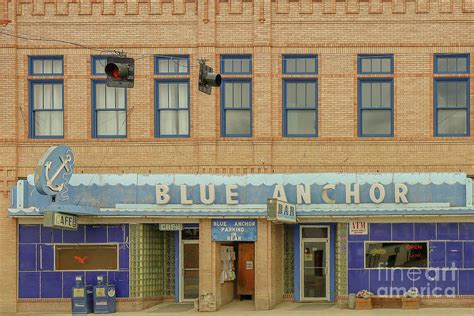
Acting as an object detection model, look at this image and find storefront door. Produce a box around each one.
[300,226,329,301]
[180,227,200,302]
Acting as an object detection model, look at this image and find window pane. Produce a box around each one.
[35,111,50,136]
[43,84,53,109]
[242,59,250,73]
[158,59,169,73]
[287,110,316,135]
[232,59,241,73]
[447,58,457,72]
[306,82,316,108]
[437,58,447,73]
[437,82,447,107]
[296,83,305,107]
[116,88,126,109]
[296,59,305,73]
[33,84,43,109]
[446,82,457,107]
[306,58,316,73]
[381,82,391,108]
[178,110,189,135]
[49,111,63,136]
[457,82,467,107]
[43,60,53,74]
[33,60,42,74]
[224,59,233,73]
[457,57,467,73]
[178,83,188,109]
[438,109,466,135]
[97,111,118,136]
[287,83,296,108]
[53,60,62,74]
[381,58,391,73]
[53,84,63,109]
[106,86,116,109]
[371,58,381,73]
[225,110,251,135]
[361,82,371,108]
[286,59,296,73]
[117,110,126,135]
[178,59,188,73]
[361,59,371,73]
[95,59,106,74]
[159,83,169,109]
[225,83,233,108]
[96,84,106,109]
[233,83,242,108]
[160,110,178,135]
[169,59,178,73]
[361,109,391,135]
[371,82,381,107]
[169,83,179,108]
[242,83,250,109]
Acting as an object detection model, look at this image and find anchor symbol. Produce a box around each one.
[45,154,72,192]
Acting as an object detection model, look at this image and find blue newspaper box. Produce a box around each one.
[93,276,116,314]
[71,275,93,314]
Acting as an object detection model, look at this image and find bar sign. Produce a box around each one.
[44,211,78,231]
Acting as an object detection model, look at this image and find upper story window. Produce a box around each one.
[358,55,394,137]
[91,56,127,138]
[282,55,318,137]
[155,55,190,137]
[221,55,252,137]
[434,54,470,137]
[29,56,64,138]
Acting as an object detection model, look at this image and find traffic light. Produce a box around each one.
[105,56,134,88]
[198,60,221,95]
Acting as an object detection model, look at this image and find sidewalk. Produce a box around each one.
[14,301,474,315]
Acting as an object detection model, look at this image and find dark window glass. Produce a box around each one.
[55,245,118,270]
[182,228,199,240]
[302,227,328,239]
[365,242,428,268]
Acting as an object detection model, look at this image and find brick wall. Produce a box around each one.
[1,0,474,312]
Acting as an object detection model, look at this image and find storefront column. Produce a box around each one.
[198,219,220,311]
[255,220,284,310]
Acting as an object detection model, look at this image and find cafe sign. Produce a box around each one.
[44,211,78,230]
[159,223,183,231]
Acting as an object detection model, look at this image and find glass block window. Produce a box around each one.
[434,54,470,136]
[155,55,189,74]
[358,55,394,137]
[283,55,318,74]
[155,81,190,137]
[92,81,127,138]
[283,225,295,295]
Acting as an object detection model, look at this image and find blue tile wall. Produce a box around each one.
[348,222,474,296]
[18,224,129,299]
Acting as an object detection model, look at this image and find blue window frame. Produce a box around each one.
[92,81,127,138]
[283,55,318,74]
[435,54,470,74]
[29,56,63,76]
[358,55,393,75]
[283,79,318,137]
[154,55,190,137]
[358,55,394,137]
[91,56,127,138]
[221,55,252,137]
[434,54,470,137]
[155,80,190,137]
[221,55,252,74]
[91,56,107,76]
[155,55,189,75]
[29,56,64,138]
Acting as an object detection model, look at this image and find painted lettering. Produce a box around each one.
[322,184,336,204]
[156,184,170,204]
[395,183,409,204]
[296,184,311,204]
[369,183,386,204]
[345,183,360,204]
[273,184,288,202]
[200,184,215,205]
[180,184,193,205]
[226,184,239,205]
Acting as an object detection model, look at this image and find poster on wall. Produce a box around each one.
[350,221,368,235]
[211,219,257,241]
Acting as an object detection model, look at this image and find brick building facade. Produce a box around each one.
[1,0,474,312]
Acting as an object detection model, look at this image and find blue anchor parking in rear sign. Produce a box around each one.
[34,145,75,196]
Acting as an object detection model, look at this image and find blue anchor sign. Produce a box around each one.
[34,145,75,196]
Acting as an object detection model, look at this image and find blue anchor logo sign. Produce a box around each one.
[34,145,75,196]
